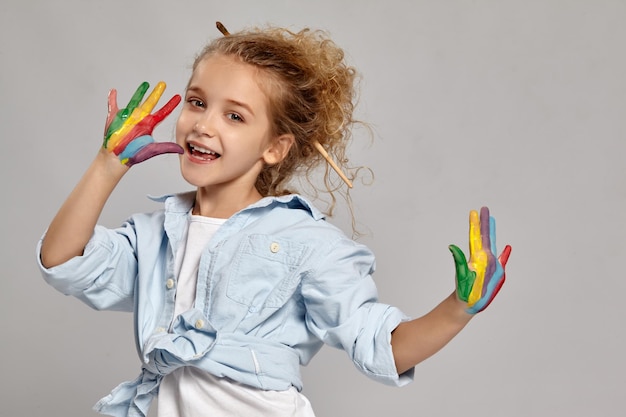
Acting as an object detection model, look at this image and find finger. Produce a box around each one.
[114,82,149,128]
[125,141,184,166]
[150,94,182,125]
[498,245,512,268]
[136,81,166,119]
[480,210,496,297]
[468,209,482,260]
[480,207,492,253]
[117,82,152,128]
[104,89,119,135]
[448,244,469,272]
[103,89,119,148]
[118,135,154,161]
[467,209,488,306]
[126,81,150,114]
[489,215,497,255]
[104,89,125,146]
[448,244,474,302]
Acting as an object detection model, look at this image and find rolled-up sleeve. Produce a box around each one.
[36,223,138,312]
[301,236,414,386]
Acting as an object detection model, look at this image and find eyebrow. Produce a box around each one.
[226,98,255,117]
[186,86,255,117]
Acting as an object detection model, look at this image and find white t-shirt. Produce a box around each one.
[157,214,315,417]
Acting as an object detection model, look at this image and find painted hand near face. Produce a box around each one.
[448,207,512,314]
[103,81,183,167]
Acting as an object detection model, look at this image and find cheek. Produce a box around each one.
[175,114,192,144]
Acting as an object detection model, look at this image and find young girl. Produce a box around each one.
[38,24,511,417]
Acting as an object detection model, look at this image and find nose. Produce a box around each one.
[193,111,217,137]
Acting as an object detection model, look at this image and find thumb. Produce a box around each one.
[448,244,474,302]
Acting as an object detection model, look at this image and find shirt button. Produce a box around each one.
[166,279,175,289]
[270,242,280,253]
[195,319,204,329]
[155,327,166,333]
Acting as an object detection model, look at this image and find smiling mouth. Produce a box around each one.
[188,143,221,161]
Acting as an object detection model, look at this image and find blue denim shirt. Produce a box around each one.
[37,192,413,417]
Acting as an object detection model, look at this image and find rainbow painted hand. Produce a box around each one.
[102,81,183,167]
[448,207,512,314]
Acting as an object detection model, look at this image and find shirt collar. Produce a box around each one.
[149,192,326,221]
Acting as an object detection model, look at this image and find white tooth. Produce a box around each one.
[190,144,216,155]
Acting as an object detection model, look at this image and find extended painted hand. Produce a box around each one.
[102,81,183,166]
[448,207,512,314]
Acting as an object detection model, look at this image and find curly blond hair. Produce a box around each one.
[193,26,362,211]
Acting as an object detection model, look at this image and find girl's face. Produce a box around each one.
[176,54,278,192]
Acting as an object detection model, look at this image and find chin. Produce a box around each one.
[182,176,209,189]
[179,166,206,188]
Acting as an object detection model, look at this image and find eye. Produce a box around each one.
[227,113,243,122]
[187,98,205,108]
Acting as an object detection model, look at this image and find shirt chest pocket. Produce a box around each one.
[226,234,306,309]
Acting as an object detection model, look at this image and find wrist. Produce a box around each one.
[448,292,474,321]
[95,147,130,179]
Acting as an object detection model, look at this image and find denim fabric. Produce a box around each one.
[37,192,413,417]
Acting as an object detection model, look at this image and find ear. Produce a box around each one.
[262,134,294,165]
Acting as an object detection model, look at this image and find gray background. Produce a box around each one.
[1,0,624,416]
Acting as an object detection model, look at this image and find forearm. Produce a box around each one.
[40,150,128,268]
[391,292,473,374]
